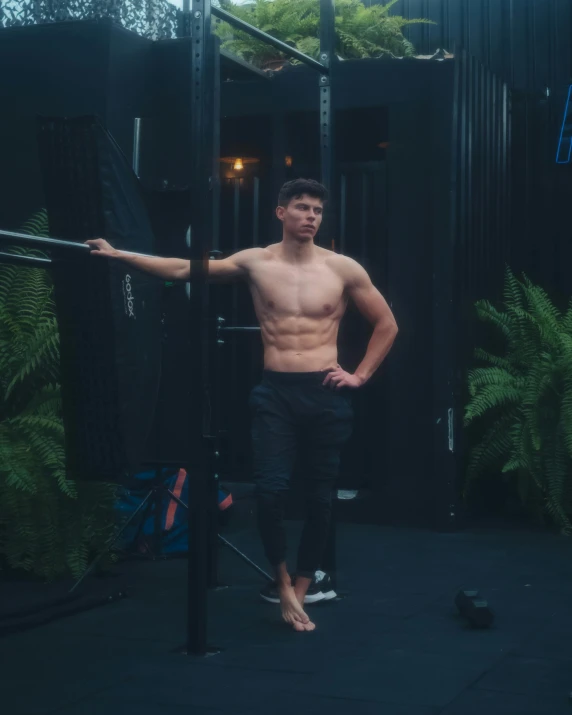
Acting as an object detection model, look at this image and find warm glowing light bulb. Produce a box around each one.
[233,158,244,171]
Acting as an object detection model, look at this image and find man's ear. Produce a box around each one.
[276,205,285,222]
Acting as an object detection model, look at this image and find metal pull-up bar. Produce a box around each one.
[211,6,328,74]
[0,230,84,268]
[0,229,156,263]
[0,229,90,253]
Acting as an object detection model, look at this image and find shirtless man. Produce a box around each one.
[86,178,398,632]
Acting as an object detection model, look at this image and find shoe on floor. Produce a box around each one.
[259,570,337,605]
[313,570,337,601]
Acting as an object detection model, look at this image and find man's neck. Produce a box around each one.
[278,235,316,264]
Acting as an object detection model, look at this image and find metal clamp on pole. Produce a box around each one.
[216,316,226,345]
[216,315,261,339]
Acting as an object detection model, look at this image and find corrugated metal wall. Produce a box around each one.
[382,1,572,301]
[452,51,512,309]
[384,0,572,92]
[451,52,512,521]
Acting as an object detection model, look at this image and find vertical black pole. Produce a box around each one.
[271,113,286,243]
[184,0,215,656]
[207,314,221,590]
[319,0,338,589]
[319,0,335,249]
[206,32,222,591]
[229,179,240,478]
[212,35,221,253]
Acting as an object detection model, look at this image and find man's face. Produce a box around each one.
[276,194,323,241]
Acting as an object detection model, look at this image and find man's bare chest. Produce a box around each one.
[249,263,346,319]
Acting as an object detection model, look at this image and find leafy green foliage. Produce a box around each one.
[214,0,433,68]
[464,268,572,533]
[0,210,117,579]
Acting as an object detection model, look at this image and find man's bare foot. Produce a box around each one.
[278,584,316,632]
[293,575,312,607]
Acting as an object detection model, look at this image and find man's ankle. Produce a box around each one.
[274,563,292,588]
[293,575,312,592]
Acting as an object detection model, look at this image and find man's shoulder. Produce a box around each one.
[234,246,271,264]
[323,250,362,279]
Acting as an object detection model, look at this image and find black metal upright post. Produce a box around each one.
[319,0,335,249]
[181,0,216,656]
[318,0,339,590]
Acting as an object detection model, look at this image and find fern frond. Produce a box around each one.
[4,318,60,399]
[474,299,515,341]
[19,208,50,238]
[464,412,516,497]
[561,370,572,459]
[467,367,521,393]
[0,210,116,580]
[543,436,572,534]
[464,384,521,424]
[473,348,519,374]
[214,0,431,65]
[465,268,572,533]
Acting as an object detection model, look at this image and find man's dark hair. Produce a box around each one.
[278,178,328,207]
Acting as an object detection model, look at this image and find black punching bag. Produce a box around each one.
[37,115,162,482]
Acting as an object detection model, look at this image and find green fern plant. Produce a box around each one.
[214,0,433,68]
[0,210,117,580]
[464,268,572,533]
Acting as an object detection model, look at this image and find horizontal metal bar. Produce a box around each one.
[0,229,159,262]
[0,251,52,268]
[0,231,212,281]
[219,326,261,332]
[212,6,328,74]
[0,229,91,253]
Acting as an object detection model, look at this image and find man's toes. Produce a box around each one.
[293,606,310,623]
[303,621,316,631]
[292,620,306,632]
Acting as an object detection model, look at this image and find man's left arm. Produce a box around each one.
[324,257,398,389]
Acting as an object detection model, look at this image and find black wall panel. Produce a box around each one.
[386,0,571,91]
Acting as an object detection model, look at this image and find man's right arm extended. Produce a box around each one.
[85,239,257,282]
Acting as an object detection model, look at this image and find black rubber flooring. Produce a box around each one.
[1,520,572,714]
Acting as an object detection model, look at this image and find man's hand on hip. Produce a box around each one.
[323,365,364,390]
